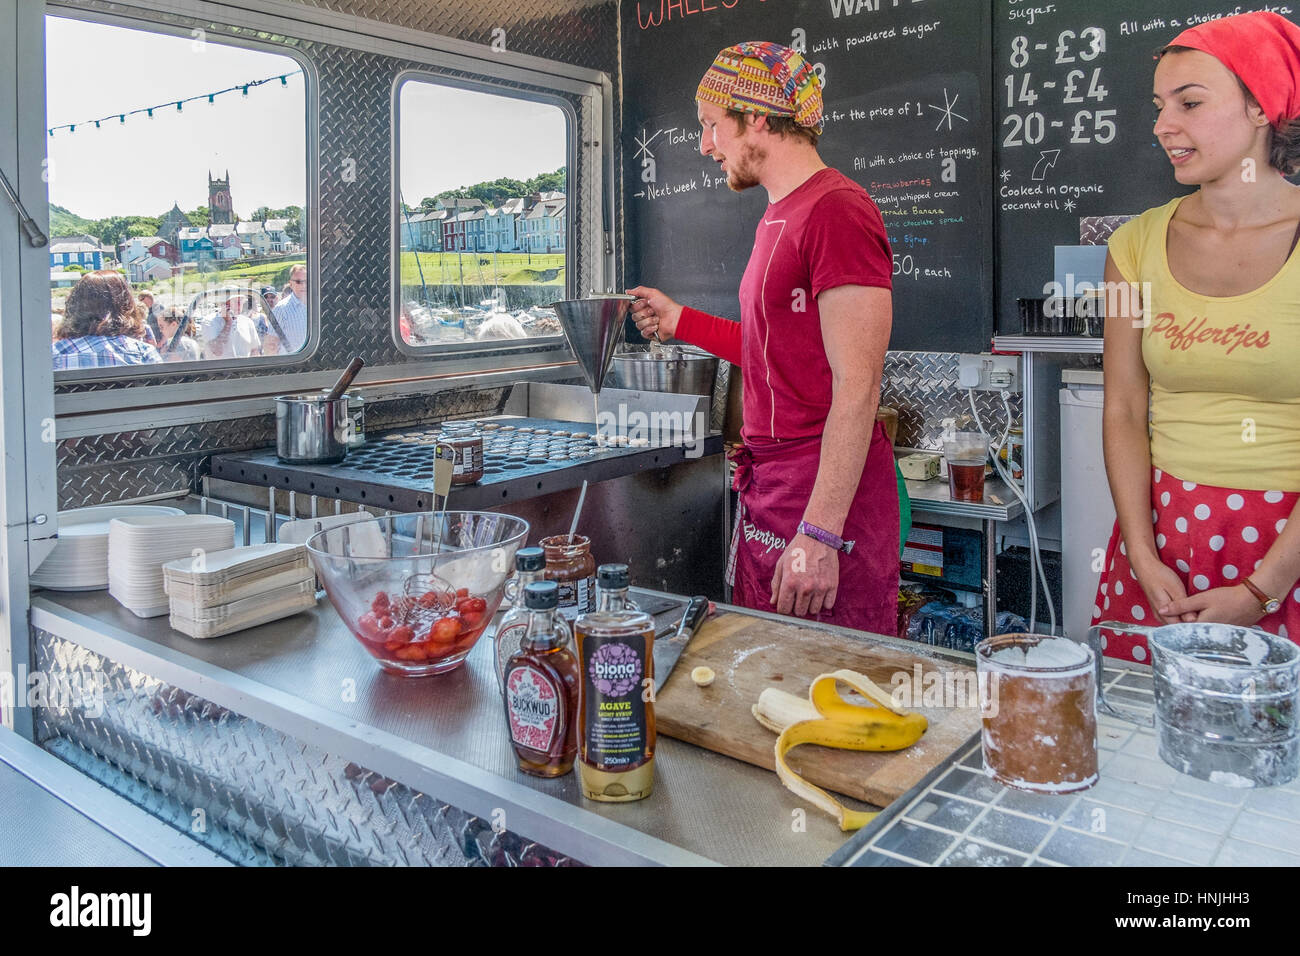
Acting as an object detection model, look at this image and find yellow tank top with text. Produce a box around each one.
[1109,196,1300,492]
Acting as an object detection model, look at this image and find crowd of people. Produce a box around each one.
[50,263,309,369]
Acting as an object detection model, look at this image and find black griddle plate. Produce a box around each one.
[211,417,723,513]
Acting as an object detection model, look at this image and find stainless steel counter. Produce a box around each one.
[30,589,962,867]
[0,726,228,866]
[830,662,1300,867]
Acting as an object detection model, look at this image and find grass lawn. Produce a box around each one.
[399,251,565,287]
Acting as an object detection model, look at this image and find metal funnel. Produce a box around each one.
[547,294,635,394]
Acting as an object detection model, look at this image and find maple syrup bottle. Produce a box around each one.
[503,581,579,777]
[494,547,546,694]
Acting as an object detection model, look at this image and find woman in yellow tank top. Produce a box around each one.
[1094,11,1300,662]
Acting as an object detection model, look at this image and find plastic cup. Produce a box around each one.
[943,431,987,502]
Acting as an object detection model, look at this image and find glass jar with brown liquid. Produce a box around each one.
[503,581,579,777]
[439,421,484,485]
[541,534,596,623]
[575,606,656,802]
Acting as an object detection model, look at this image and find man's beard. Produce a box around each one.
[723,140,765,192]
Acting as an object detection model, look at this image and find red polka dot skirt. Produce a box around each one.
[1091,467,1300,663]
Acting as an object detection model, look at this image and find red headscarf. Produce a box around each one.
[1170,12,1300,127]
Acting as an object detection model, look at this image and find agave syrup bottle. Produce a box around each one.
[575,564,656,802]
[594,563,638,612]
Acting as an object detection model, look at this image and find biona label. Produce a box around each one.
[583,637,648,769]
[506,664,560,752]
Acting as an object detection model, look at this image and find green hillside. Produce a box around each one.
[49,203,94,237]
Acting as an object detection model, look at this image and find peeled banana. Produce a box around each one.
[752,669,927,831]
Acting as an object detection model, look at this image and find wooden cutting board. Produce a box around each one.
[656,612,983,808]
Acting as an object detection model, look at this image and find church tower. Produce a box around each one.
[208,170,233,224]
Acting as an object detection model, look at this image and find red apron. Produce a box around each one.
[727,422,898,634]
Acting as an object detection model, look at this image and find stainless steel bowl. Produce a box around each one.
[275,393,350,464]
[608,345,718,396]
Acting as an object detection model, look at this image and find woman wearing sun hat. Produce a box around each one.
[1093,11,1300,662]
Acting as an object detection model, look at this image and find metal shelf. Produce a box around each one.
[993,335,1104,354]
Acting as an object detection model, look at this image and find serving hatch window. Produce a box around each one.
[395,77,569,348]
[44,16,310,374]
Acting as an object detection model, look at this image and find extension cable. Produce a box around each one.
[965,388,1058,635]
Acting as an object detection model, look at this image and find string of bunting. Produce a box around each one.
[47,70,304,136]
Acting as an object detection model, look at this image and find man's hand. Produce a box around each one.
[770,533,839,617]
[626,286,683,341]
[1160,585,1267,627]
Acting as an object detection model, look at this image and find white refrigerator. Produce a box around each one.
[1059,368,1115,642]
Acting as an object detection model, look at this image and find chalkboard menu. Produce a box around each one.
[621,0,995,353]
[995,1,1300,329]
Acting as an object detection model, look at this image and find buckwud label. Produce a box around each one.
[506,665,560,751]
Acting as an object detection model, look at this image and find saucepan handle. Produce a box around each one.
[1087,622,1157,727]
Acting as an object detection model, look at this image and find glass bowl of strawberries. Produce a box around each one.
[306,512,529,676]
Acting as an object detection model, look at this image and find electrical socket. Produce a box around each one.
[957,353,1022,393]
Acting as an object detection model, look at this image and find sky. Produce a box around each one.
[44,15,568,222]
[397,82,567,204]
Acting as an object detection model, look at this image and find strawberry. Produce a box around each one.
[429,617,462,644]
[455,596,487,616]
[357,612,382,642]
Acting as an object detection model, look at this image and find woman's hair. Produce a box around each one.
[58,270,145,340]
[1158,44,1300,174]
[159,305,195,339]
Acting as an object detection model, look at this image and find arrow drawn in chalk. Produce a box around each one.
[1032,149,1061,181]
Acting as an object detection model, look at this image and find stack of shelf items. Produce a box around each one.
[163,542,317,639]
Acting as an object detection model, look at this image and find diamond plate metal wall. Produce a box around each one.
[57,386,509,509]
[286,0,618,71]
[32,628,582,866]
[882,352,1023,450]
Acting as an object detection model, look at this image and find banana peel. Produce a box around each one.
[751,669,927,831]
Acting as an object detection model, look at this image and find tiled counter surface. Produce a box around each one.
[831,662,1300,867]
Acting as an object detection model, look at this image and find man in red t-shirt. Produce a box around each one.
[628,41,898,635]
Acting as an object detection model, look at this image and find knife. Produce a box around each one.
[652,595,710,694]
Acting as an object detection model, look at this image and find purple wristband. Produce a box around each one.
[797,520,854,554]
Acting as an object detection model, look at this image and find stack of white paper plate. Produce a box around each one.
[107,515,236,617]
[31,505,186,591]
